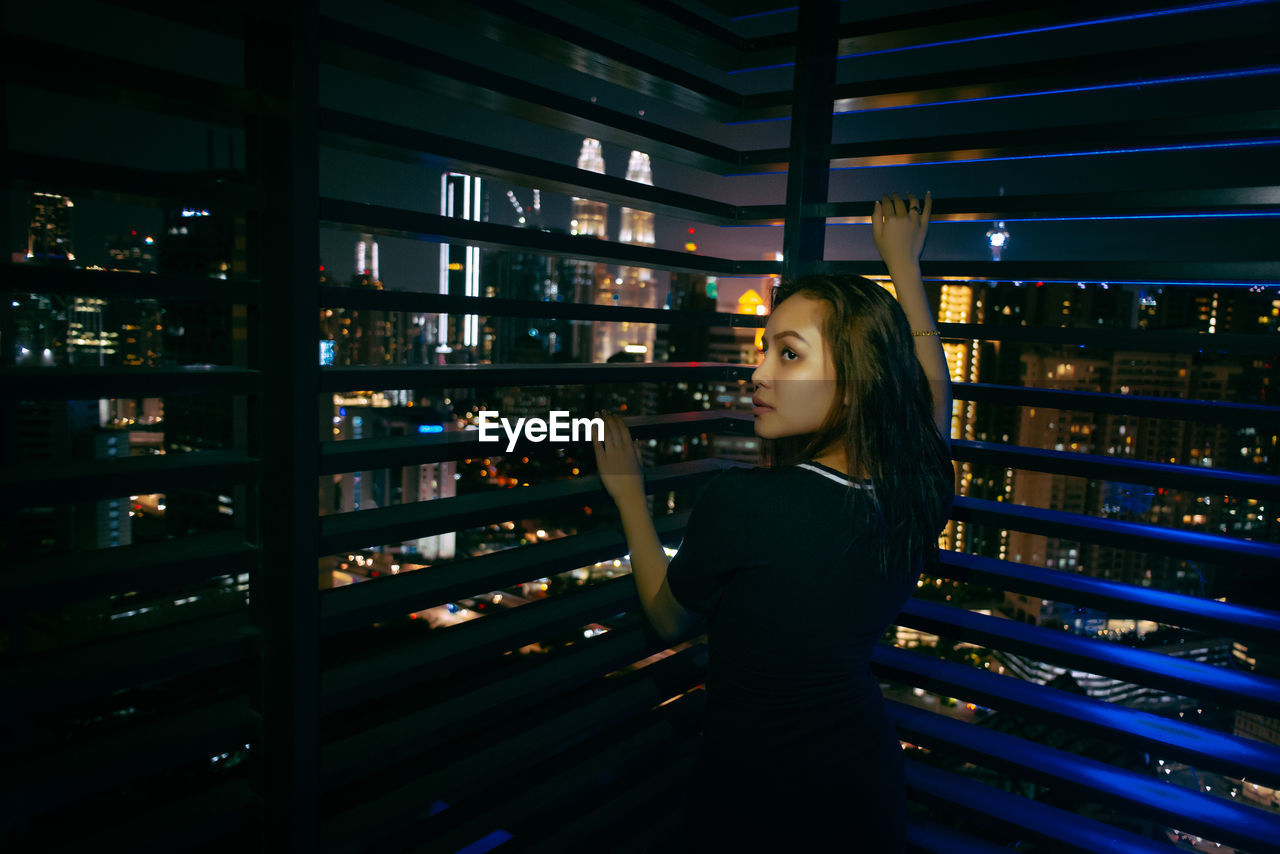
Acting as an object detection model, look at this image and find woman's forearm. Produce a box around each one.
[886,260,953,440]
[615,490,684,639]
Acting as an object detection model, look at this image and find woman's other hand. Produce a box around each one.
[591,411,645,504]
[873,191,931,268]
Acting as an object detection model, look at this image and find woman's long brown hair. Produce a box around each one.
[760,275,955,579]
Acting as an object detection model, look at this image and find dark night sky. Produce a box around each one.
[8,0,1280,309]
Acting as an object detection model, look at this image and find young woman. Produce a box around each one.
[591,192,954,851]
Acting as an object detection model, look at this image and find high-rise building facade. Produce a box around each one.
[570,139,607,239]
[320,233,415,367]
[440,172,487,359]
[594,150,660,363]
[26,192,75,264]
[106,230,158,274]
[8,399,132,554]
[569,139,611,362]
[158,201,247,539]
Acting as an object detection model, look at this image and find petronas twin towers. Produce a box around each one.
[572,139,659,363]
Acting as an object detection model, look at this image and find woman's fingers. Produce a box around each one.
[878,191,930,221]
[592,410,609,455]
[607,413,624,445]
[597,413,639,473]
[882,192,907,217]
[594,412,632,458]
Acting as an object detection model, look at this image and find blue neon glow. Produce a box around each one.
[722,212,1280,227]
[713,278,1276,288]
[830,138,1280,171]
[418,424,444,434]
[834,66,1280,116]
[730,59,795,74]
[730,5,798,21]
[725,137,1280,177]
[728,65,1280,125]
[728,0,1273,74]
[837,0,1271,60]
[945,279,1278,288]
[977,212,1280,223]
[455,830,514,854]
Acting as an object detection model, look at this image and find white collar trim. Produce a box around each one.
[796,463,874,489]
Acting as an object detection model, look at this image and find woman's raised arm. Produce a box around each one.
[872,191,952,447]
[591,412,700,642]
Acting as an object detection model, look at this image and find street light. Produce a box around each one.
[986,221,1010,261]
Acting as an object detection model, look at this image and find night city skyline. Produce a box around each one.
[5,1,1280,852]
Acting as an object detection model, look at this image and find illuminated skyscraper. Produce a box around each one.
[103,231,164,368]
[158,201,248,537]
[936,283,978,556]
[21,193,112,365]
[65,297,116,367]
[570,139,607,239]
[321,402,456,567]
[594,150,658,363]
[355,232,380,283]
[618,152,653,246]
[1005,351,1107,585]
[26,192,75,264]
[106,230,158,274]
[10,294,58,366]
[569,139,610,360]
[440,172,487,358]
[161,206,241,280]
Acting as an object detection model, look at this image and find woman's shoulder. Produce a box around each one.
[698,464,766,498]
[701,463,806,496]
[708,462,787,481]
[701,464,751,492]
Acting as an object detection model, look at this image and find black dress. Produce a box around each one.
[666,461,934,852]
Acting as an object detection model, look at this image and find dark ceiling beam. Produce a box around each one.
[317,16,740,173]
[808,186,1280,223]
[389,0,745,120]
[0,366,260,398]
[575,0,758,59]
[742,108,1280,170]
[6,152,256,212]
[2,263,261,304]
[717,0,1194,72]
[828,0,1236,60]
[93,0,250,39]
[0,33,281,128]
[742,32,1280,119]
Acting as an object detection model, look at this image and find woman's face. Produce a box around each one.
[750,294,839,439]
